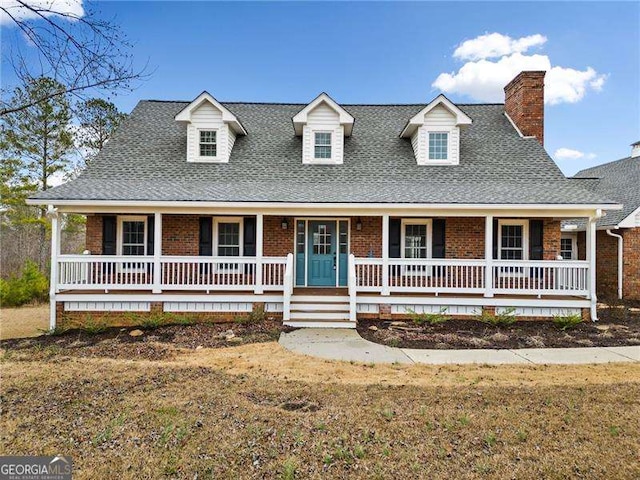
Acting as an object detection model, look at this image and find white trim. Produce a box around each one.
[213,216,244,257]
[400,218,433,260]
[307,129,338,164]
[400,94,472,138]
[194,127,222,163]
[425,129,453,165]
[357,295,590,308]
[174,91,246,135]
[497,219,529,261]
[292,93,355,136]
[560,232,578,260]
[117,215,148,256]
[29,199,622,214]
[618,205,640,228]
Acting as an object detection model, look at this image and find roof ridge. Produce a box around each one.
[140,99,505,107]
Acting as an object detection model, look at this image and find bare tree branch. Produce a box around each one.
[1,1,152,115]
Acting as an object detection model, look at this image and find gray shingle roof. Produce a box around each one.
[31,100,616,205]
[572,156,640,227]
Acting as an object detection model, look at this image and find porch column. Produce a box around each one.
[382,214,390,295]
[484,215,494,297]
[587,215,598,320]
[152,212,162,293]
[47,206,61,330]
[254,213,264,294]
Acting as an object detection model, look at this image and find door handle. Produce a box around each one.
[333,253,337,269]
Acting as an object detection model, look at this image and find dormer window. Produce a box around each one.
[314,132,332,159]
[428,132,448,160]
[199,130,217,157]
[400,94,472,166]
[175,91,246,164]
[293,93,354,165]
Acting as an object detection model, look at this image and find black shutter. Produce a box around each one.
[432,219,446,258]
[199,217,213,256]
[147,215,155,255]
[243,217,256,256]
[102,216,117,255]
[389,218,401,258]
[529,220,544,260]
[492,218,499,259]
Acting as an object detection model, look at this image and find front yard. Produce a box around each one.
[1,334,639,479]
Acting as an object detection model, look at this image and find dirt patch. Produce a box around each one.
[358,306,640,350]
[0,319,285,360]
[0,304,48,340]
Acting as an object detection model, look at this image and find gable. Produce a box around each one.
[307,102,340,124]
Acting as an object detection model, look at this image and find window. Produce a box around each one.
[199,130,217,157]
[428,132,448,160]
[404,224,428,259]
[314,132,332,159]
[216,221,241,256]
[118,216,146,256]
[498,220,528,260]
[560,235,576,260]
[312,223,331,255]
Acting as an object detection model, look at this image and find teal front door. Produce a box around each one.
[307,221,336,286]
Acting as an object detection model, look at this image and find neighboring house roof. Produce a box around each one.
[571,156,640,227]
[30,100,616,205]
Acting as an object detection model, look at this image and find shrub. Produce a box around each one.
[139,313,167,329]
[407,307,449,326]
[475,307,517,327]
[0,260,49,307]
[83,315,109,334]
[552,312,583,331]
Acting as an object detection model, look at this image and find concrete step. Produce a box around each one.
[291,303,349,312]
[290,295,350,303]
[284,321,356,329]
[290,311,350,321]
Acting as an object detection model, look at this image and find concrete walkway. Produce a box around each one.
[279,329,640,365]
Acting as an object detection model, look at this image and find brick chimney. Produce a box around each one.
[504,71,545,145]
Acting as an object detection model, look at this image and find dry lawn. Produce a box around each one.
[1,341,639,479]
[0,304,48,340]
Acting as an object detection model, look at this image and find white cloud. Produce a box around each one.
[0,0,84,25]
[433,33,607,105]
[554,148,596,161]
[453,33,547,61]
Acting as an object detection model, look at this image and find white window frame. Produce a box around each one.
[213,216,244,257]
[498,219,529,261]
[117,216,148,257]
[197,128,219,161]
[313,130,333,161]
[427,130,450,162]
[560,233,577,260]
[401,219,432,276]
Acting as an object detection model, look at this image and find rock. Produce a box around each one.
[368,325,378,331]
[129,329,144,337]
[389,321,407,326]
[195,345,203,350]
[224,333,236,340]
[629,307,640,313]
[227,336,243,344]
[595,325,610,332]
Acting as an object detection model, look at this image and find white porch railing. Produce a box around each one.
[354,257,589,297]
[492,260,589,296]
[58,255,154,290]
[282,253,294,321]
[56,255,287,292]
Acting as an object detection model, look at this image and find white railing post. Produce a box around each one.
[348,254,357,323]
[484,215,494,298]
[47,206,60,330]
[255,214,264,294]
[152,212,162,293]
[283,253,294,321]
[587,216,598,320]
[382,214,390,296]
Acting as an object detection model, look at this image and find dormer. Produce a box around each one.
[292,93,354,165]
[175,92,247,163]
[400,94,472,166]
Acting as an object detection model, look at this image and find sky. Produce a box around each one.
[2,1,639,176]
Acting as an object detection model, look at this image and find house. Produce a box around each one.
[562,142,640,301]
[28,71,621,330]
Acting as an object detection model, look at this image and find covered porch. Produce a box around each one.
[46,204,604,328]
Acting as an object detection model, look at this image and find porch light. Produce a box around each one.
[281,217,289,229]
[356,218,362,230]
